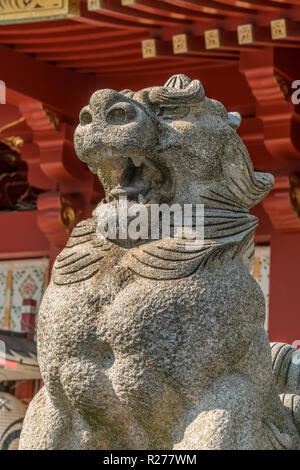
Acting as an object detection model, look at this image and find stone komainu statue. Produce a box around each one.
[19,75,300,450]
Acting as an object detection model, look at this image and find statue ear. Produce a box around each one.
[228,111,241,130]
[221,140,274,209]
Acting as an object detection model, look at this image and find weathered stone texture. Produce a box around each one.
[19,75,300,450]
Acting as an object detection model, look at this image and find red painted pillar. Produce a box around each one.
[21,299,36,341]
[268,230,300,345]
[263,175,300,345]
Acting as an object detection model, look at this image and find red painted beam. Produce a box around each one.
[87,0,192,26]
[56,47,142,68]
[39,35,148,61]
[82,56,228,73]
[73,2,156,29]
[217,0,289,12]
[78,55,206,72]
[17,30,148,55]
[75,54,236,71]
[0,19,91,35]
[2,27,119,45]
[162,0,254,16]
[0,44,97,122]
[122,0,223,21]
[93,60,235,79]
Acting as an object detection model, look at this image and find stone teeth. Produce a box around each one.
[138,194,148,204]
[103,148,113,157]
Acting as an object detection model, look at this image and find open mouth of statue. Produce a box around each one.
[100,154,166,205]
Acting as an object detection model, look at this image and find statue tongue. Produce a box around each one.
[109,162,154,202]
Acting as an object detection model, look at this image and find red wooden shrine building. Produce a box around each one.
[0,0,300,444]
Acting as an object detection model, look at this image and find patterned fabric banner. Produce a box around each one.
[252,245,271,332]
[0,258,48,332]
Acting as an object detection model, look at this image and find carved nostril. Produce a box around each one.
[106,103,136,126]
[80,110,92,126]
[107,108,126,125]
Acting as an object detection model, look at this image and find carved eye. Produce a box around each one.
[80,110,92,126]
[157,106,190,120]
[106,103,136,125]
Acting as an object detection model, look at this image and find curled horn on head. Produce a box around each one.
[149,74,205,106]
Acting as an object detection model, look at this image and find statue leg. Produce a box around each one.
[176,372,273,450]
[19,387,94,450]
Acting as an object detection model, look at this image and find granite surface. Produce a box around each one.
[19,75,300,450]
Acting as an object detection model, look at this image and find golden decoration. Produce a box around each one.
[43,106,60,130]
[0,0,80,24]
[204,29,221,50]
[87,0,101,10]
[0,172,38,210]
[289,173,300,222]
[3,180,28,207]
[0,117,25,153]
[172,34,188,54]
[274,72,289,100]
[142,39,157,59]
[237,24,254,45]
[0,136,24,154]
[121,0,135,5]
[271,18,287,40]
[0,152,17,166]
[59,195,82,235]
